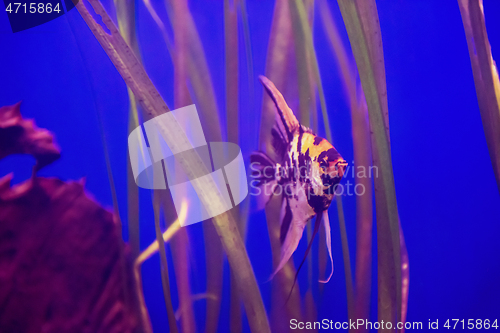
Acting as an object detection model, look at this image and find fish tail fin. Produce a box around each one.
[250,151,277,210]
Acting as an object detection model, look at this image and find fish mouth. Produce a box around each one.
[335,160,348,178]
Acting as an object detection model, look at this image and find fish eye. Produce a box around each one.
[320,160,346,187]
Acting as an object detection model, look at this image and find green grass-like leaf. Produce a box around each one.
[291,0,354,322]
[73,1,270,332]
[260,1,303,330]
[336,1,402,330]
[318,0,374,327]
[458,0,500,194]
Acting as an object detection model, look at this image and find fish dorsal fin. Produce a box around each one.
[259,75,299,143]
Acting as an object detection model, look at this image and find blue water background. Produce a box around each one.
[1,1,499,331]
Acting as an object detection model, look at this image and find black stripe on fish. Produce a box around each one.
[297,126,304,154]
[271,126,287,160]
[313,136,323,145]
[297,148,311,183]
[280,199,293,244]
[318,147,341,166]
[307,192,332,213]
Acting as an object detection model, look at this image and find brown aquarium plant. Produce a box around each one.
[0,102,140,332]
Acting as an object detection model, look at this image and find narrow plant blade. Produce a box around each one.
[224,2,243,331]
[238,0,255,127]
[133,200,188,333]
[139,2,226,331]
[142,0,174,54]
[289,0,315,127]
[163,195,195,333]
[203,222,224,333]
[225,0,239,145]
[169,1,197,330]
[259,0,296,160]
[400,219,409,333]
[290,2,354,321]
[336,1,402,330]
[260,1,303,330]
[151,192,178,333]
[458,0,500,194]
[304,290,318,333]
[336,197,355,320]
[135,200,186,266]
[289,4,317,323]
[266,194,303,330]
[114,0,141,264]
[169,1,227,331]
[73,2,270,332]
[290,0,331,141]
[318,0,374,328]
[164,0,223,143]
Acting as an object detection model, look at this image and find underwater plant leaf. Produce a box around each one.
[304,290,318,333]
[142,0,174,54]
[133,200,186,333]
[265,194,303,329]
[134,200,186,266]
[203,221,225,333]
[162,0,223,143]
[289,0,315,128]
[400,219,409,332]
[0,102,60,170]
[114,0,140,57]
[290,5,355,317]
[259,0,297,162]
[164,203,194,333]
[139,2,224,328]
[458,0,500,194]
[225,0,239,145]
[260,2,303,329]
[319,0,374,327]
[336,0,402,329]
[168,2,198,331]
[0,176,139,332]
[114,0,141,263]
[164,0,228,330]
[152,192,179,333]
[335,196,354,319]
[290,0,331,141]
[74,2,270,332]
[223,2,244,331]
[350,92,375,327]
[238,0,255,124]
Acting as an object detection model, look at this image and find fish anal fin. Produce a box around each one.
[280,199,293,244]
[269,216,307,281]
[269,195,315,281]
